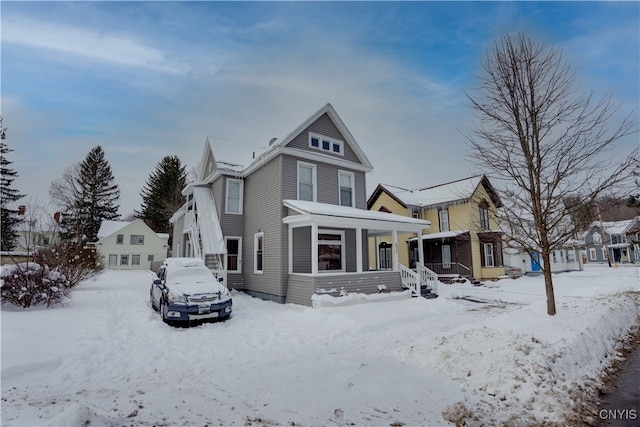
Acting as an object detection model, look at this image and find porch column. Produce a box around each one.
[356,227,363,273]
[288,225,293,274]
[311,223,318,275]
[392,230,399,271]
[417,230,424,265]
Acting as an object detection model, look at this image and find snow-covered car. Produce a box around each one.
[504,265,524,279]
[150,257,232,324]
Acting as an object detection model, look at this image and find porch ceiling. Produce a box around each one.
[283,199,430,233]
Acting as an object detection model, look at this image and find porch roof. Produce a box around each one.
[407,229,469,242]
[283,200,430,233]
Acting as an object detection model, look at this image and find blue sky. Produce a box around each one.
[2,1,638,216]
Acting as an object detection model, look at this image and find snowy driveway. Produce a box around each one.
[2,266,639,426]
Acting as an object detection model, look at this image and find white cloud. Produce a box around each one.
[3,15,187,74]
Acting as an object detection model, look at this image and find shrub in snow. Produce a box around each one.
[1,262,70,308]
[34,241,104,289]
[1,242,104,308]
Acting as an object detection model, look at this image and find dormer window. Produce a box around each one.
[309,132,343,156]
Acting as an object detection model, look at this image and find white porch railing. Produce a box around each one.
[417,262,439,295]
[398,264,420,296]
[399,263,438,297]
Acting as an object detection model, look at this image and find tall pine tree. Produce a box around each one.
[76,145,120,242]
[0,117,25,251]
[136,155,187,241]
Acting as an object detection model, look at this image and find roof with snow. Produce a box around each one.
[97,220,130,238]
[368,175,502,209]
[96,219,169,241]
[589,217,640,236]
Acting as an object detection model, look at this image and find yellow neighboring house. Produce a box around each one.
[367,175,505,282]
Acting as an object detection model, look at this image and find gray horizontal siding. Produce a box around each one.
[292,227,312,273]
[285,275,315,306]
[282,155,366,209]
[314,271,404,296]
[243,156,284,298]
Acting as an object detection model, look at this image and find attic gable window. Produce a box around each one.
[309,132,343,156]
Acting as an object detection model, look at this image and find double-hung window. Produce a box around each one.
[254,232,264,274]
[116,234,124,245]
[226,179,243,214]
[338,171,354,207]
[439,209,449,232]
[479,203,490,230]
[483,243,494,267]
[297,162,316,202]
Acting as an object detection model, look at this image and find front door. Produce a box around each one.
[530,252,541,272]
[379,242,392,270]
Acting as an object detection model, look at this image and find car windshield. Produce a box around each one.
[166,266,214,285]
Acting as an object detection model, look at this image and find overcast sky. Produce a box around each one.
[3,1,638,217]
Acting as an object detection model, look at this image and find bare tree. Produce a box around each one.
[49,164,84,240]
[465,32,637,316]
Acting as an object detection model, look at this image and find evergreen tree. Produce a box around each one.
[136,155,186,241]
[0,118,25,251]
[76,145,120,242]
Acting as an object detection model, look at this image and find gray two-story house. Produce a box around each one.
[170,103,436,306]
[583,217,640,264]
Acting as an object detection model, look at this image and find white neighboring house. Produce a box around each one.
[94,220,169,270]
[503,244,583,275]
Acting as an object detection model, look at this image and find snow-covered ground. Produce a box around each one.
[1,264,638,426]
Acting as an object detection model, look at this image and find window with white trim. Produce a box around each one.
[116,234,124,245]
[318,230,345,272]
[309,132,343,155]
[567,250,576,262]
[483,243,494,267]
[589,248,597,260]
[592,232,602,245]
[297,162,316,202]
[226,179,244,214]
[254,232,264,274]
[108,254,117,266]
[439,209,449,232]
[121,255,129,266]
[132,255,140,266]
[226,237,242,272]
[338,170,354,207]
